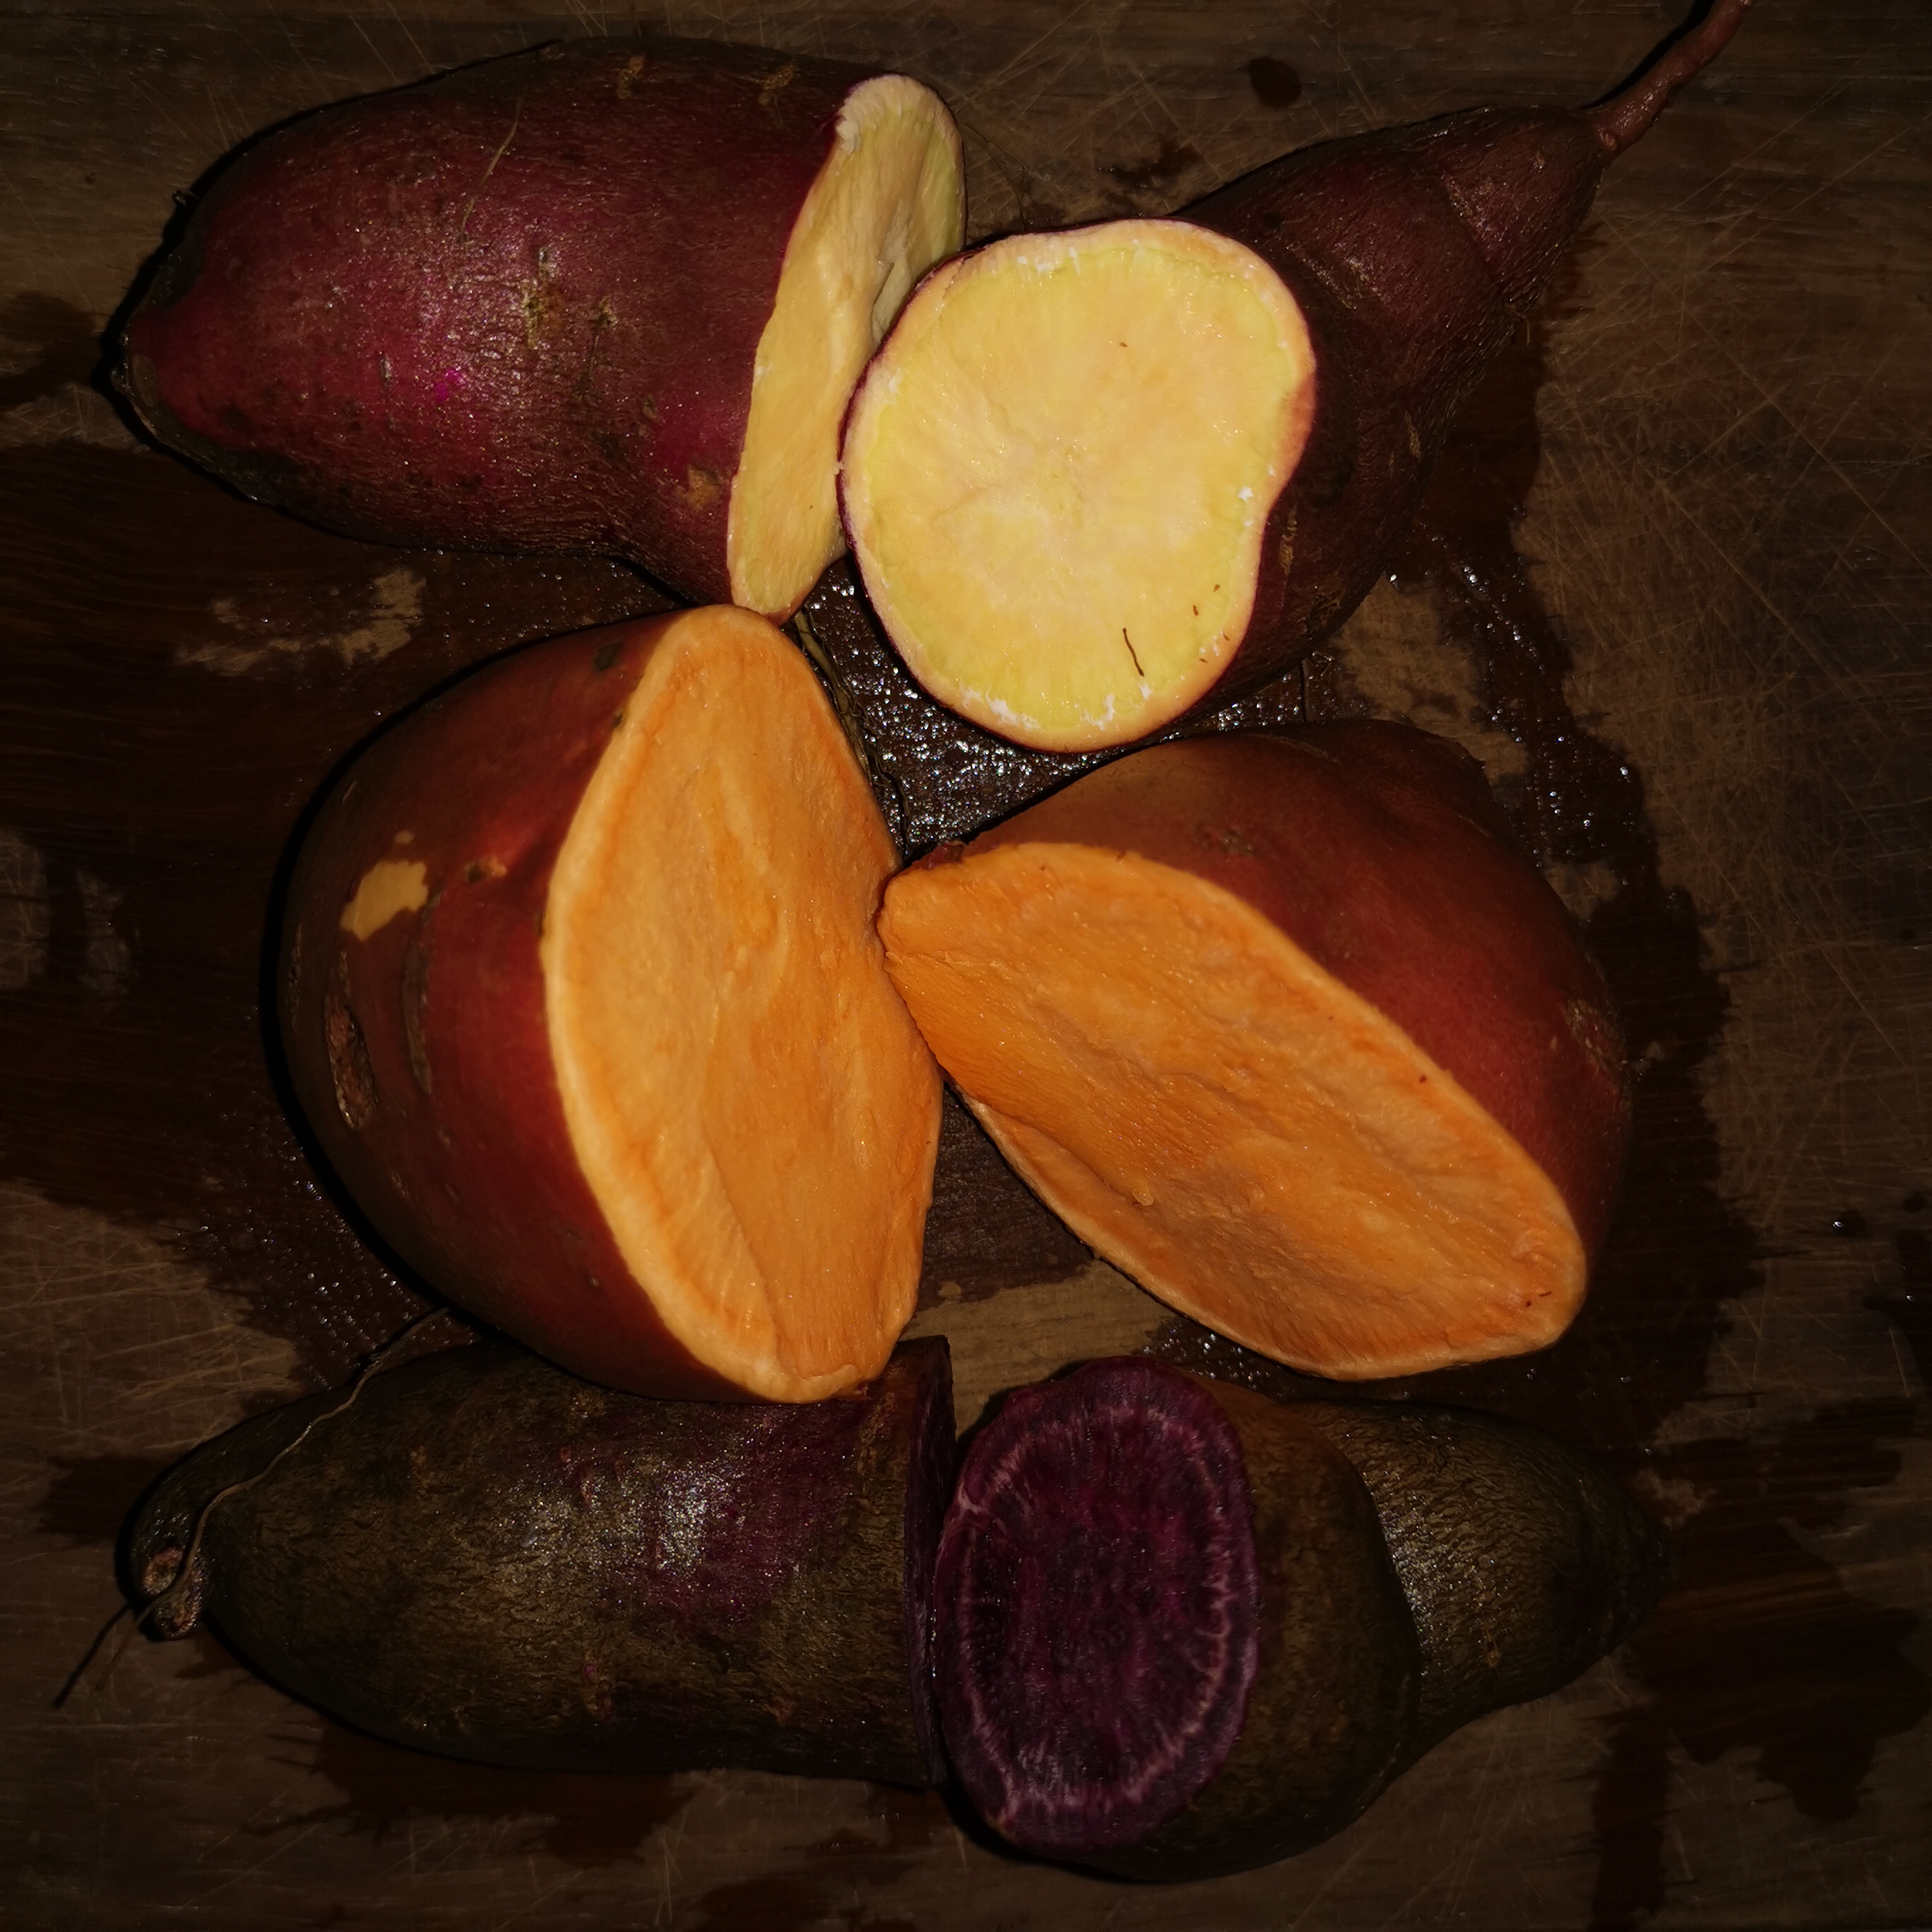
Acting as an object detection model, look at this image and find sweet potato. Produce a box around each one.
[931,1359,1671,1879]
[840,0,1752,748]
[878,724,1630,1379]
[126,1337,957,1785]
[117,37,963,619]
[280,605,941,1402]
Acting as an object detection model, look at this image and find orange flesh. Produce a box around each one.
[727,76,965,621]
[544,607,941,1402]
[879,845,1585,1378]
[841,220,1316,751]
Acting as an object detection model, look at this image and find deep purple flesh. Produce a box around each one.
[932,1358,1260,1852]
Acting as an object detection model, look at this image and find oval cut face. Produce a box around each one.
[842,219,1316,751]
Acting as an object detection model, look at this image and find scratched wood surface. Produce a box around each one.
[3,2,1928,1926]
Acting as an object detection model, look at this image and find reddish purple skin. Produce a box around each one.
[933,1359,1262,1852]
[280,614,739,1398]
[1180,109,1607,708]
[120,39,873,600]
[966,723,1632,1259]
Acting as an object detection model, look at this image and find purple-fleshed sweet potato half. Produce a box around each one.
[932,1359,1420,1879]
[840,0,1751,749]
[117,37,962,621]
[931,1359,1671,1880]
[125,1337,957,1787]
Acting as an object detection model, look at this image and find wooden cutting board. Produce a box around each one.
[3,3,1926,1926]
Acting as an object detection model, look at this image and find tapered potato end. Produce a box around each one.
[879,844,1586,1380]
[547,608,942,1400]
[841,220,1316,750]
[729,76,964,619]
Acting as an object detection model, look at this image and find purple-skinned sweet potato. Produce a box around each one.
[839,0,1752,749]
[934,1359,1419,1880]
[116,37,962,620]
[931,1359,1671,1880]
[125,1337,956,1785]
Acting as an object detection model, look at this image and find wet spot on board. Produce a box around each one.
[37,1453,176,1544]
[268,1720,693,1868]
[1099,133,1207,203]
[0,826,51,990]
[689,1784,951,1929]
[179,566,427,675]
[1247,55,1303,109]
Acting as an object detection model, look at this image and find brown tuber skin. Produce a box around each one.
[117,37,963,620]
[840,0,1753,750]
[124,1338,958,1785]
[1294,1399,1678,1763]
[881,724,1631,1380]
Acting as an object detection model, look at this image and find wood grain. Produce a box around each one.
[2,3,1926,1927]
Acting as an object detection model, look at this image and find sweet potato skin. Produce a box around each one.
[1295,1399,1675,1758]
[962,724,1631,1260]
[1182,109,1607,708]
[280,612,738,1397]
[118,38,873,600]
[124,1338,956,1786]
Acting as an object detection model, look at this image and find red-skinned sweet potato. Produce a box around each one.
[281,605,941,1402]
[840,0,1752,749]
[878,724,1630,1378]
[117,37,963,620]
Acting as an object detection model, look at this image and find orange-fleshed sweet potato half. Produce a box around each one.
[283,605,941,1401]
[878,726,1630,1379]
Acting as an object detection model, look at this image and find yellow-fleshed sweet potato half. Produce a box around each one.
[840,0,1751,746]
[282,606,943,1400]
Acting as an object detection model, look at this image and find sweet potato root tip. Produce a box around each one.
[1588,0,1755,156]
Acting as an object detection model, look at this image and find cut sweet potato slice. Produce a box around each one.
[729,74,965,618]
[841,220,1315,750]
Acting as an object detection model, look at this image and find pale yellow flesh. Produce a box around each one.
[727,76,965,621]
[879,845,1585,1378]
[842,221,1316,751]
[544,607,942,1402]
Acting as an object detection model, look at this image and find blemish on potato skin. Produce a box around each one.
[402,940,434,1095]
[324,953,378,1131]
[681,465,726,512]
[340,859,429,939]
